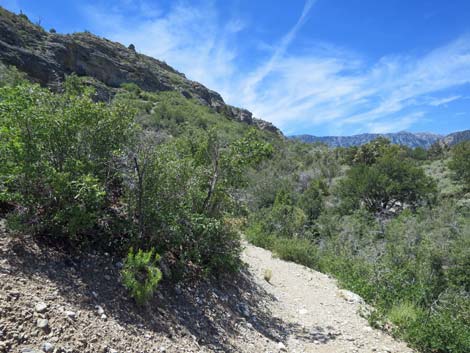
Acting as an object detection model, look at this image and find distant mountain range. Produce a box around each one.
[291,130,470,148]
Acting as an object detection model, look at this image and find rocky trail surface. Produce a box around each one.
[0,222,412,353]
[241,242,414,353]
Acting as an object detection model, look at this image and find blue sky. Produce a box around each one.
[2,0,470,136]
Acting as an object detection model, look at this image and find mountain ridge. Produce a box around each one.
[0,6,280,135]
[291,130,470,148]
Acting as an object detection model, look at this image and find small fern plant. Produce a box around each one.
[121,248,162,305]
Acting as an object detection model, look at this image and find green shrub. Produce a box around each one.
[272,237,319,268]
[387,301,420,329]
[124,129,271,277]
[298,179,327,224]
[0,63,28,87]
[0,79,135,241]
[448,141,470,190]
[121,248,162,305]
[338,153,436,214]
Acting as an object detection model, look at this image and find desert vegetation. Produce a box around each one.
[1,61,469,353]
[246,137,470,353]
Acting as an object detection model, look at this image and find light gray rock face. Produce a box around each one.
[291,130,470,148]
[0,7,281,135]
[291,131,443,148]
[441,129,470,146]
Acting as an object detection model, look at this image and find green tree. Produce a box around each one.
[338,154,436,214]
[125,128,273,275]
[448,141,470,190]
[298,179,328,224]
[428,141,445,160]
[353,137,392,165]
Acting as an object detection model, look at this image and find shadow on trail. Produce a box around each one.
[1,231,336,352]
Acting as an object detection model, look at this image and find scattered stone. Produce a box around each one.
[0,341,9,352]
[104,275,111,281]
[35,302,48,313]
[37,318,49,330]
[338,289,364,304]
[175,286,182,295]
[20,349,42,353]
[277,341,287,351]
[64,310,76,319]
[96,305,105,315]
[42,342,54,352]
[238,303,250,317]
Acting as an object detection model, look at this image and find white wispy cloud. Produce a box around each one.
[428,95,462,106]
[82,0,470,134]
[241,0,318,101]
[366,112,425,134]
[82,1,239,96]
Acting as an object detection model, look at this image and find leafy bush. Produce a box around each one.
[124,128,272,276]
[448,141,470,190]
[272,237,319,268]
[0,78,135,241]
[298,179,327,224]
[245,136,469,353]
[121,248,162,305]
[338,153,436,214]
[0,63,27,87]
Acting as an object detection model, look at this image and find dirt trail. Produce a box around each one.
[0,221,413,353]
[241,242,414,353]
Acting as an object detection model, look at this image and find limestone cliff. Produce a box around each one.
[0,7,280,134]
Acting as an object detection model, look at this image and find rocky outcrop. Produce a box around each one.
[0,7,281,135]
[440,129,470,147]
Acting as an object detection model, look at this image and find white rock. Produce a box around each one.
[42,342,54,352]
[35,302,48,313]
[37,318,49,329]
[277,342,287,351]
[338,289,364,304]
[64,310,76,319]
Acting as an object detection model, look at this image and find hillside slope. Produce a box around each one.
[440,129,470,146]
[0,6,279,134]
[0,221,412,353]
